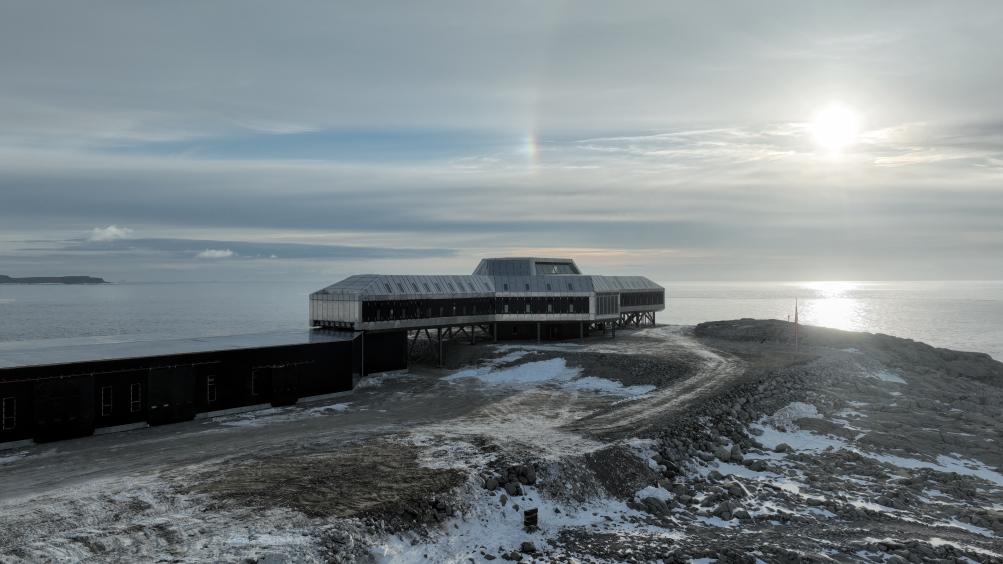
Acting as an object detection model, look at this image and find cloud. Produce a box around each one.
[88,225,134,242]
[195,248,234,259]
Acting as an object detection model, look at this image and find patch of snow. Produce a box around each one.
[849,499,897,513]
[635,486,673,501]
[751,424,845,453]
[445,358,580,387]
[940,518,996,538]
[306,403,351,415]
[805,507,837,518]
[769,402,820,429]
[355,371,414,389]
[754,420,1003,487]
[0,451,28,465]
[834,408,867,418]
[694,515,738,528]
[373,477,684,563]
[562,376,655,397]
[927,537,1003,559]
[870,370,907,384]
[214,402,352,427]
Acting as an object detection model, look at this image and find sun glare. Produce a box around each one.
[811,104,861,152]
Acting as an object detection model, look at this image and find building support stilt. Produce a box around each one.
[436,326,443,367]
[493,322,497,342]
[536,322,541,342]
[579,321,584,342]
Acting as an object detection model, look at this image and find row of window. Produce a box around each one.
[362,297,592,322]
[597,294,619,315]
[2,397,14,431]
[99,383,143,417]
[376,279,586,295]
[620,291,665,307]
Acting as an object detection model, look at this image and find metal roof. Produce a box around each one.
[311,258,662,301]
[590,276,663,292]
[315,274,496,299]
[0,329,355,371]
[473,257,581,276]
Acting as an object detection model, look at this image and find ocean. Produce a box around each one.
[0,280,1000,360]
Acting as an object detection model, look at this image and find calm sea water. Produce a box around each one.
[0,280,1000,360]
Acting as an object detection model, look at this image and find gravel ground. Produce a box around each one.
[2,320,1002,563]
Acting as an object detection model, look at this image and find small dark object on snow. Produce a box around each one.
[520,541,537,554]
[524,507,539,530]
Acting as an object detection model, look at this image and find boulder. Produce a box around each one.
[730,445,745,463]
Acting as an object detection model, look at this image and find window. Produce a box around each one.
[525,283,530,291]
[101,386,113,416]
[130,383,142,413]
[569,303,575,313]
[547,303,553,313]
[546,283,551,291]
[411,282,419,292]
[423,283,431,292]
[503,283,509,291]
[503,304,509,313]
[207,376,217,403]
[568,283,573,291]
[525,303,531,313]
[2,397,15,431]
[384,283,393,293]
[396,282,406,293]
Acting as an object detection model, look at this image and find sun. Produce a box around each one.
[810,103,861,152]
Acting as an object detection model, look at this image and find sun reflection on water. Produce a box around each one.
[792,281,867,332]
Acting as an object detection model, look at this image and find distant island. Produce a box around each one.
[0,275,108,285]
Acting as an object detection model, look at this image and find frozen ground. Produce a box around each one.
[2,320,1003,562]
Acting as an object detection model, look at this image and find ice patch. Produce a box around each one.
[562,376,655,397]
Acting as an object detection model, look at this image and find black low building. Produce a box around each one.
[0,330,408,445]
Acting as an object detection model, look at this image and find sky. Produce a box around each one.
[1,1,1002,282]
